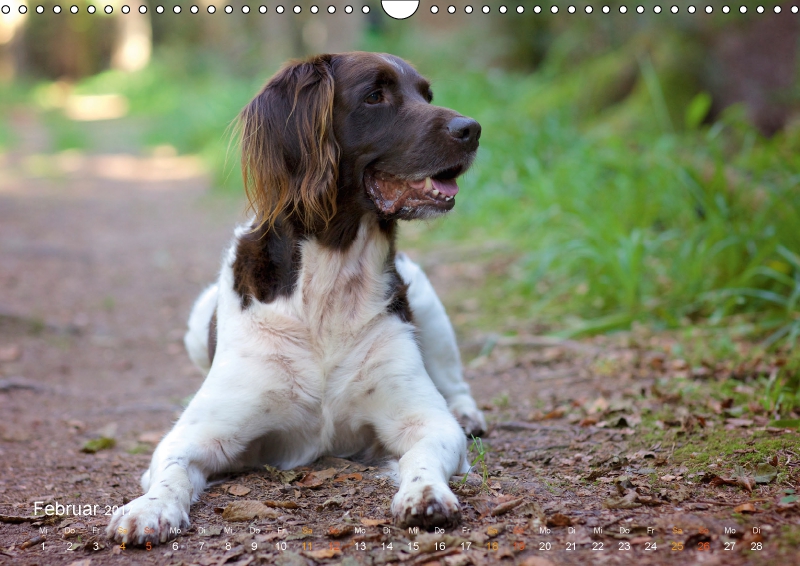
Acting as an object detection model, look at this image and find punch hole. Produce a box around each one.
[739,5,746,12]
[207,4,215,12]
[104,4,112,12]
[517,5,523,13]
[705,5,712,12]
[191,5,198,12]
[465,5,473,12]
[173,5,181,13]
[36,5,43,13]
[653,5,661,13]
[499,5,506,13]
[431,5,438,12]
[121,4,129,13]
[688,5,695,13]
[71,4,79,11]
[534,5,541,13]
[482,5,489,12]
[362,5,369,12]
[722,5,729,12]
[225,5,233,13]
[619,5,626,13]
[670,5,677,12]
[327,5,335,12]
[637,5,644,12]
[602,5,609,12]
[568,4,575,12]
[550,5,557,13]
[19,4,27,12]
[345,4,352,12]
[242,5,249,12]
[584,5,591,13]
[54,4,61,12]
[155,5,164,13]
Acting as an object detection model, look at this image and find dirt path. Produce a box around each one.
[1,129,797,566]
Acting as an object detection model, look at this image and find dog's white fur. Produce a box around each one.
[107,216,485,544]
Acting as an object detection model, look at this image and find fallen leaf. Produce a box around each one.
[360,518,387,526]
[0,344,22,362]
[546,513,572,527]
[754,463,777,485]
[263,465,300,484]
[541,408,565,420]
[725,418,754,428]
[333,473,363,483]
[604,490,641,509]
[733,503,757,514]
[227,484,251,497]
[264,500,299,509]
[66,559,92,566]
[770,419,800,429]
[305,548,341,559]
[660,475,676,482]
[325,524,354,538]
[298,467,338,488]
[81,437,115,454]
[319,496,345,509]
[491,497,524,516]
[137,431,163,444]
[221,500,278,521]
[517,501,545,522]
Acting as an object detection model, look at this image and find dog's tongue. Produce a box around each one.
[431,178,459,196]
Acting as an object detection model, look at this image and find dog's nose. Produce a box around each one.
[447,116,481,146]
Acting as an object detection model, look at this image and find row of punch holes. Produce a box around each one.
[2,3,799,15]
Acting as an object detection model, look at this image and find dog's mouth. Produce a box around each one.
[364,165,465,216]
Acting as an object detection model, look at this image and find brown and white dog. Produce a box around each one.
[107,52,485,546]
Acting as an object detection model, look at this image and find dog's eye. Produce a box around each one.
[365,90,383,105]
[427,89,433,103]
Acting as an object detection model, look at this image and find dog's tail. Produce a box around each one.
[184,284,219,375]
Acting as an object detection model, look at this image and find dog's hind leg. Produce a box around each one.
[184,284,218,375]
[395,253,486,436]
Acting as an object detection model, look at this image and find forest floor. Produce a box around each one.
[0,114,798,566]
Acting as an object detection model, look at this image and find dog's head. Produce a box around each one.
[240,52,480,232]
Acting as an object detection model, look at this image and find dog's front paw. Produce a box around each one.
[448,396,486,437]
[106,494,189,546]
[392,482,461,530]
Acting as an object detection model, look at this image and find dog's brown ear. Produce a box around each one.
[240,55,338,231]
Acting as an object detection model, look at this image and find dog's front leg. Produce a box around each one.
[357,326,468,529]
[106,357,286,546]
[106,435,195,546]
[395,253,486,436]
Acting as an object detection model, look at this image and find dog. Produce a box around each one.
[107,52,485,546]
